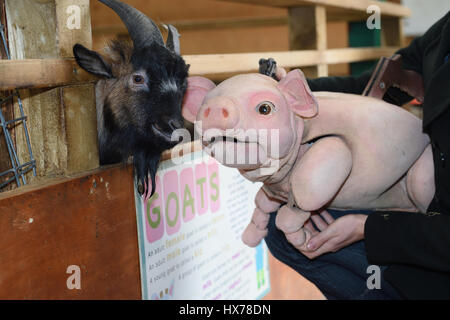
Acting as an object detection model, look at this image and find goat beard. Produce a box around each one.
[133,151,161,198]
[99,127,178,198]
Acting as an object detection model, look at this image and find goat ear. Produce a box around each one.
[73,44,112,79]
[278,69,318,118]
[182,76,216,123]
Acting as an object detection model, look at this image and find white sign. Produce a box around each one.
[134,151,270,300]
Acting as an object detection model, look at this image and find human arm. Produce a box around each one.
[301,208,450,274]
[306,67,414,106]
[364,210,450,273]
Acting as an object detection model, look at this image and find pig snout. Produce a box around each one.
[197,98,239,132]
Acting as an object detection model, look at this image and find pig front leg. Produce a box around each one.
[278,136,353,249]
[275,203,312,250]
[242,187,283,247]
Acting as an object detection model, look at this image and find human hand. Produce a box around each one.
[300,212,368,259]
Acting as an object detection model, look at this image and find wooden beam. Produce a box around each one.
[289,6,328,78]
[219,0,411,18]
[381,17,404,47]
[184,47,399,76]
[0,47,399,90]
[56,0,92,58]
[321,47,398,64]
[0,58,96,91]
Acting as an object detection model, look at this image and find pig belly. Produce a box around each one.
[328,174,417,211]
[329,144,434,212]
[309,93,431,212]
[405,144,435,212]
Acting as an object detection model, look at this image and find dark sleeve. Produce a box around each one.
[364,12,450,273]
[306,71,372,94]
[365,211,450,273]
[396,10,450,74]
[307,70,413,106]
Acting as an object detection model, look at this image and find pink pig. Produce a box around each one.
[182,69,435,251]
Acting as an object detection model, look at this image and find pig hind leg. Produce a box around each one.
[406,144,435,212]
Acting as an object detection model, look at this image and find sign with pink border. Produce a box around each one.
[135,151,270,300]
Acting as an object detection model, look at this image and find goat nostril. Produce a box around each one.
[222,108,229,118]
[204,108,210,118]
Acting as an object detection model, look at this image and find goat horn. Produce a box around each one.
[99,0,164,49]
[165,24,181,54]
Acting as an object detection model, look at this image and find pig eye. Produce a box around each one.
[256,101,275,115]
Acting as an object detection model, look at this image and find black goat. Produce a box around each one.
[73,0,189,196]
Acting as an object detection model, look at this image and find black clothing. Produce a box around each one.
[307,71,413,106]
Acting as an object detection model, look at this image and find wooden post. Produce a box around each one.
[0,0,13,189]
[381,17,403,47]
[4,0,98,182]
[288,5,328,78]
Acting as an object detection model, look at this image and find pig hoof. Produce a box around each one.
[242,223,268,247]
[276,206,310,234]
[285,228,307,247]
[252,208,270,230]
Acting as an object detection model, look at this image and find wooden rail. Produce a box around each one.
[219,0,411,19]
[0,58,96,91]
[0,47,398,90]
[186,47,399,75]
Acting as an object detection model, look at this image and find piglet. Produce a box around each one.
[182,69,434,251]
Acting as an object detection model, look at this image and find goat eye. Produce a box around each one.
[256,101,275,115]
[133,75,145,84]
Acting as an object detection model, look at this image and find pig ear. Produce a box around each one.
[182,76,216,123]
[278,69,318,118]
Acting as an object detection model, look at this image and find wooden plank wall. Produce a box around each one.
[288,6,328,77]
[90,0,350,76]
[4,0,99,185]
[0,165,141,299]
